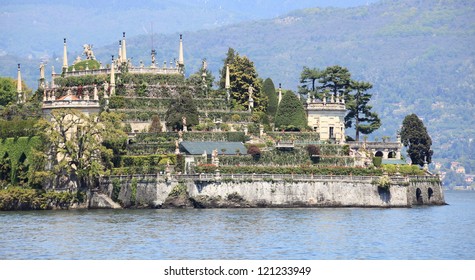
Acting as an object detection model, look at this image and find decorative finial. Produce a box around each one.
[123,32,126,38]
[18,63,20,69]
[64,38,66,44]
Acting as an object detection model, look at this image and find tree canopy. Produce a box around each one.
[318,65,352,98]
[165,92,199,131]
[400,113,433,166]
[218,48,236,90]
[0,77,17,106]
[262,78,278,118]
[274,91,307,131]
[298,66,321,99]
[227,53,267,112]
[36,109,127,189]
[345,80,381,141]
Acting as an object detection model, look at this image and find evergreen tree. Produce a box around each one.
[262,78,278,117]
[319,65,352,98]
[400,114,433,166]
[218,48,237,89]
[165,92,199,131]
[298,66,321,98]
[0,77,17,106]
[345,80,381,141]
[274,91,307,131]
[228,54,266,112]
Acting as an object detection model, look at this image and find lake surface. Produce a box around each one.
[1,191,474,260]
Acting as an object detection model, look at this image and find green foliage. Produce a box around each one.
[275,91,307,131]
[262,78,278,117]
[168,183,188,197]
[0,118,39,138]
[68,59,100,71]
[130,178,137,205]
[345,80,381,141]
[318,65,352,97]
[111,178,121,202]
[228,53,267,112]
[377,175,391,190]
[0,137,42,184]
[120,154,176,167]
[165,92,199,130]
[382,164,424,175]
[299,66,321,98]
[196,164,383,176]
[373,156,382,167]
[36,109,127,189]
[400,114,433,166]
[218,47,237,89]
[0,187,83,210]
[0,77,17,106]
[120,73,185,86]
[54,74,108,87]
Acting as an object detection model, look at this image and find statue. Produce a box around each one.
[82,44,95,60]
[248,85,254,96]
[182,116,187,132]
[103,81,109,92]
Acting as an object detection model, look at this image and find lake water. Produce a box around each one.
[0,191,474,260]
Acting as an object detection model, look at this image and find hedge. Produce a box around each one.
[195,165,383,176]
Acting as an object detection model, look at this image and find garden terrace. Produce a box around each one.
[195,165,384,176]
[214,148,352,167]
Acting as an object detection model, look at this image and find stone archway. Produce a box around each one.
[416,188,423,204]
[375,151,384,157]
[428,188,434,200]
[388,151,396,158]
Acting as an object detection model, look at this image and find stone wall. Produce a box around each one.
[99,175,445,208]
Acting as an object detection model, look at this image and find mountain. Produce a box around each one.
[1,0,474,179]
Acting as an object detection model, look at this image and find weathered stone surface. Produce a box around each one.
[98,175,445,209]
[89,193,121,209]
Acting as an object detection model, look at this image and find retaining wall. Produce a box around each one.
[98,174,445,208]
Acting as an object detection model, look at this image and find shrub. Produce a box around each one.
[247,145,261,161]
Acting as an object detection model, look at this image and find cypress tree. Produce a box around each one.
[400,114,433,166]
[262,78,278,117]
[275,91,307,131]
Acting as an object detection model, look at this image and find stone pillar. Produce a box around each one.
[110,55,116,96]
[178,34,184,69]
[121,32,127,63]
[278,83,282,105]
[62,38,68,72]
[225,64,230,102]
[17,64,23,103]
